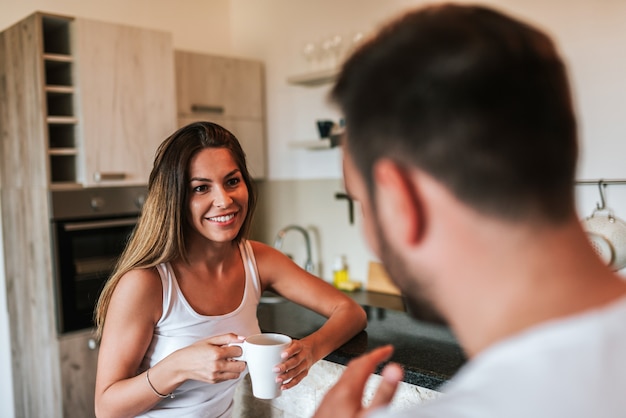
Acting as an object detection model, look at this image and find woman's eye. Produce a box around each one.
[193,185,209,193]
[226,178,241,187]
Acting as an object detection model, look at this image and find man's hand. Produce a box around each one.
[313,345,404,418]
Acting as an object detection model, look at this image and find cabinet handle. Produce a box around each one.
[93,172,126,182]
[191,104,225,114]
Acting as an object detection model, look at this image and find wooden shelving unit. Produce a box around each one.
[42,15,79,187]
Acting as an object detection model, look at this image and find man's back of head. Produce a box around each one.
[316,5,626,417]
[332,4,578,224]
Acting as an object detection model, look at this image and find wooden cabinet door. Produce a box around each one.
[75,18,176,186]
[175,51,266,178]
[178,115,266,179]
[175,51,264,120]
[59,330,99,418]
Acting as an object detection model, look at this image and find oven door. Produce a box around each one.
[52,216,137,334]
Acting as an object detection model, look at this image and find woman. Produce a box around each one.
[94,122,367,418]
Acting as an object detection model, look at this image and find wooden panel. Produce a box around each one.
[59,330,99,418]
[75,18,176,186]
[0,13,49,189]
[225,118,266,180]
[367,261,401,295]
[175,51,264,120]
[1,188,62,417]
[175,51,267,179]
[0,13,64,418]
[178,115,267,179]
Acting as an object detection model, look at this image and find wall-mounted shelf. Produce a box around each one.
[286,68,339,87]
[289,132,343,150]
[289,138,333,150]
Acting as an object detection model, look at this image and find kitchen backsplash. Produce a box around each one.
[250,178,374,284]
[251,179,626,284]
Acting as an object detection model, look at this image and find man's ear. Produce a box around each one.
[373,159,424,247]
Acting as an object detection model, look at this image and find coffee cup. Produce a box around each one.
[316,120,335,138]
[231,333,292,399]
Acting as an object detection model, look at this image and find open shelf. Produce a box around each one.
[49,148,78,156]
[289,138,334,150]
[42,14,79,186]
[286,68,339,87]
[44,59,73,86]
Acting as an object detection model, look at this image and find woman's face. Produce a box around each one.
[186,147,249,244]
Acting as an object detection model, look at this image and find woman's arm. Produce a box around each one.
[251,241,368,389]
[94,268,245,418]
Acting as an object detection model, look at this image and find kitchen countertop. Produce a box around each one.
[257,290,467,390]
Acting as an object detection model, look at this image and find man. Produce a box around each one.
[314,4,626,418]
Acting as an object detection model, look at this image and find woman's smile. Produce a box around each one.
[206,212,237,225]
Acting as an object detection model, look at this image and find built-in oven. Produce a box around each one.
[50,186,147,334]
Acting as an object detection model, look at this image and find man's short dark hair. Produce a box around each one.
[332,4,578,222]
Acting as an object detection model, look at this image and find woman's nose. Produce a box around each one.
[214,188,233,208]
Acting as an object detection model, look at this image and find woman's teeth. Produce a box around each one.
[208,214,235,223]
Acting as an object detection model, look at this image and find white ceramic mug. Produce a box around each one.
[231,333,292,399]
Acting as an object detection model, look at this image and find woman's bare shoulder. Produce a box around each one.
[103,266,164,328]
[248,239,272,254]
[247,240,287,263]
[114,266,163,306]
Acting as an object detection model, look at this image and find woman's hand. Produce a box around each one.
[178,333,248,384]
[274,339,315,390]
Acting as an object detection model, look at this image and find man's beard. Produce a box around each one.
[375,221,448,325]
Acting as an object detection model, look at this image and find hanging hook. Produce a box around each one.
[596,179,607,211]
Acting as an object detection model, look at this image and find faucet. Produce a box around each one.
[273,225,314,273]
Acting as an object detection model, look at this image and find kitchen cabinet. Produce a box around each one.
[59,330,99,418]
[175,51,267,178]
[1,12,64,418]
[0,11,176,418]
[2,13,176,190]
[76,18,176,186]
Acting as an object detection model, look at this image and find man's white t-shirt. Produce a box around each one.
[372,295,626,418]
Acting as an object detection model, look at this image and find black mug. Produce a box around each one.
[316,120,335,138]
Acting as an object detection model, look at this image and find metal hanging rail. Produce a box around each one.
[576,179,626,186]
[575,179,626,211]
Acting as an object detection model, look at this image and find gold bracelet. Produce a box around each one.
[146,369,175,399]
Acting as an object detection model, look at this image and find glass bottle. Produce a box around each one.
[333,255,349,288]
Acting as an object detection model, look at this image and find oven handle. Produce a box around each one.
[62,217,138,232]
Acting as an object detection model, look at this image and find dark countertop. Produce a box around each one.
[257,290,467,391]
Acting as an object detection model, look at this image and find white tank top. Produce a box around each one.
[136,240,262,418]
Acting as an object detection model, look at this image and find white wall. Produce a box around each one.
[230,0,419,179]
[0,196,15,418]
[0,0,233,55]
